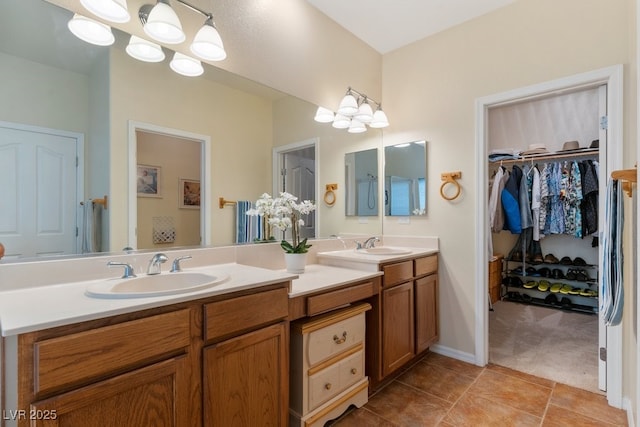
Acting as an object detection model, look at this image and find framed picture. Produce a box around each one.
[137,164,161,197]
[179,178,201,209]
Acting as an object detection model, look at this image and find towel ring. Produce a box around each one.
[440,171,462,201]
[324,184,337,206]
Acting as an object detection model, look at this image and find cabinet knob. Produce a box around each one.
[351,368,357,375]
[325,383,332,390]
[333,331,347,344]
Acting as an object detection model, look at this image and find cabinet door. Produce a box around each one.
[382,281,415,377]
[203,322,288,427]
[415,274,438,353]
[30,357,187,427]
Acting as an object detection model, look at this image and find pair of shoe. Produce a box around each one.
[559,256,589,266]
[566,269,590,281]
[543,253,560,264]
[551,268,564,279]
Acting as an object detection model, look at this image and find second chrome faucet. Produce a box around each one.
[147,253,168,275]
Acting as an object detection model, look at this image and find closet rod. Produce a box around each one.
[493,149,598,165]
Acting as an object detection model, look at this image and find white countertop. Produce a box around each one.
[0,263,296,337]
[287,264,383,298]
[317,247,439,271]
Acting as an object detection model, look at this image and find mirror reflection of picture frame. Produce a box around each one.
[137,164,161,197]
[179,178,201,209]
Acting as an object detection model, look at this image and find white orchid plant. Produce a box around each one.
[247,192,317,253]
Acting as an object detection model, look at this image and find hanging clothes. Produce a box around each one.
[531,165,542,241]
[519,164,533,230]
[562,161,583,238]
[488,166,506,232]
[602,179,624,326]
[501,165,522,234]
[545,161,565,235]
[581,160,599,236]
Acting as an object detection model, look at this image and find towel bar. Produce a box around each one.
[219,197,237,209]
[81,195,108,209]
[611,166,637,197]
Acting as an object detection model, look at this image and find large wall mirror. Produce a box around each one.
[384,141,427,216]
[0,0,383,261]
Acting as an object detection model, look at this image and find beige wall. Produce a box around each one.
[109,48,274,250]
[0,51,89,134]
[381,0,636,390]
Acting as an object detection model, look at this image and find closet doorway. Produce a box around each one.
[475,65,624,406]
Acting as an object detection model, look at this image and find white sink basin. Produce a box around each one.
[86,272,228,298]
[356,247,413,255]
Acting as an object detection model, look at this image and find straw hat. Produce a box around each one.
[558,140,581,152]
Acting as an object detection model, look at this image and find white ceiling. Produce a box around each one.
[306,0,518,54]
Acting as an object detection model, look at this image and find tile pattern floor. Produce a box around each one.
[330,352,627,426]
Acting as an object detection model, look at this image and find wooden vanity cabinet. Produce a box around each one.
[380,254,438,380]
[202,287,289,427]
[15,284,290,427]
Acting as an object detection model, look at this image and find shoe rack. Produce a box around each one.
[502,255,598,315]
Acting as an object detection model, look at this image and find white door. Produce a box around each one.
[0,123,80,259]
[597,84,608,391]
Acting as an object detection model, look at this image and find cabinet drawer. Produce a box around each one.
[204,287,288,342]
[308,348,364,411]
[305,309,367,367]
[382,260,413,286]
[415,255,438,277]
[306,280,377,316]
[33,309,191,395]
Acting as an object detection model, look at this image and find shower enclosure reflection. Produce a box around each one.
[345,148,379,216]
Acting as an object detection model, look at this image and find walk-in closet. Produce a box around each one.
[487,85,604,393]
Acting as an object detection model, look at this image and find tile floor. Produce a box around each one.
[330,352,627,426]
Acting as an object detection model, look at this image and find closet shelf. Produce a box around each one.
[492,148,598,165]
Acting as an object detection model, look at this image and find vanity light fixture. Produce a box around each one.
[170,52,204,76]
[126,35,165,62]
[139,0,185,44]
[315,87,389,132]
[67,14,115,46]
[190,16,227,61]
[80,0,130,23]
[314,107,335,123]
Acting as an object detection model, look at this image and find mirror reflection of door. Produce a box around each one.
[135,130,202,250]
[0,122,83,259]
[278,143,316,240]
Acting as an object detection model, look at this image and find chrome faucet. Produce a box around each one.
[107,261,136,278]
[356,236,380,250]
[170,255,192,272]
[147,253,168,275]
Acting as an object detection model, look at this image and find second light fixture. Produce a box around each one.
[314,87,389,133]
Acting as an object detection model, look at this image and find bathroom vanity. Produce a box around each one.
[0,239,439,426]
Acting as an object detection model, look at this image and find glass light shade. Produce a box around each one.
[332,114,350,129]
[314,106,334,123]
[337,93,358,115]
[354,101,373,123]
[80,0,130,23]
[67,14,115,46]
[190,22,227,61]
[144,1,185,44]
[126,35,165,62]
[347,118,367,133]
[369,109,389,128]
[170,52,204,77]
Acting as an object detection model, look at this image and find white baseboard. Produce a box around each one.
[429,344,478,366]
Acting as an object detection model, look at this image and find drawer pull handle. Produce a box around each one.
[333,331,347,344]
[351,368,357,375]
[325,383,332,390]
